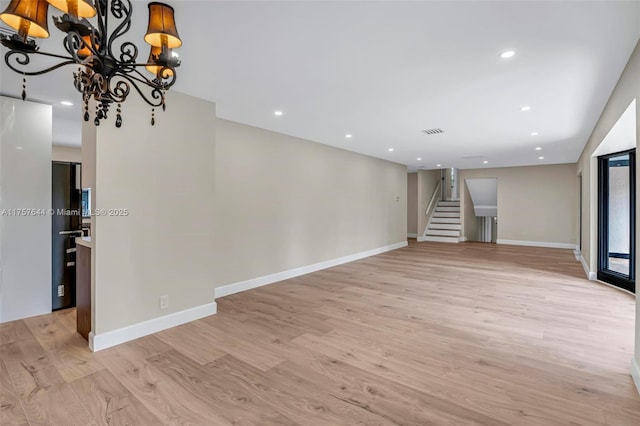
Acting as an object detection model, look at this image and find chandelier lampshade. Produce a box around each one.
[0,0,50,39]
[46,0,96,18]
[144,2,181,48]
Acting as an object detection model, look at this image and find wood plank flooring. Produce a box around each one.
[1,240,639,425]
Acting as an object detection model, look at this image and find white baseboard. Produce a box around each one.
[416,236,426,242]
[632,358,640,396]
[573,249,581,261]
[497,239,578,250]
[579,255,597,280]
[407,233,418,238]
[89,302,217,352]
[459,236,467,242]
[214,241,408,299]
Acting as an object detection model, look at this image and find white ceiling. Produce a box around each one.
[1,1,639,170]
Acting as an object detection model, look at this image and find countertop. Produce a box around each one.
[75,236,92,248]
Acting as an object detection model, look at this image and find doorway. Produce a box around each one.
[52,162,82,310]
[597,150,635,292]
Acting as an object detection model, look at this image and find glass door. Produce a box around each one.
[598,150,635,292]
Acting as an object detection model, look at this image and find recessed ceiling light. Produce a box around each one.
[345,134,352,139]
[60,101,73,106]
[417,157,422,161]
[535,147,542,151]
[274,110,283,116]
[520,106,531,112]
[436,164,441,167]
[388,148,394,152]
[483,160,489,164]
[538,156,544,160]
[16,146,23,150]
[500,50,516,59]
[531,132,538,136]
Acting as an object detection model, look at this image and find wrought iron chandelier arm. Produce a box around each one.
[63,31,99,65]
[0,0,182,127]
[112,72,164,107]
[4,50,76,76]
[107,0,135,63]
[115,42,138,70]
[93,0,108,56]
[125,66,177,90]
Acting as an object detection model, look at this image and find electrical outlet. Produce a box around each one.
[57,285,64,297]
[160,295,169,310]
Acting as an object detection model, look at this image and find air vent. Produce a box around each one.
[422,128,444,135]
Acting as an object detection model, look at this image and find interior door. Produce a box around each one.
[598,150,635,293]
[52,162,82,310]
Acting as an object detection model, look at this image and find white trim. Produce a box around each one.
[496,239,578,250]
[459,236,467,242]
[407,233,418,238]
[214,241,408,299]
[632,358,640,396]
[89,302,217,352]
[573,249,581,261]
[579,255,597,280]
[416,236,426,242]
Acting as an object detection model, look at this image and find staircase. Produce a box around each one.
[422,200,461,243]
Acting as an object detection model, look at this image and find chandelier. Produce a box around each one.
[0,0,182,127]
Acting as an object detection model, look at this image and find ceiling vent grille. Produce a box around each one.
[422,128,444,135]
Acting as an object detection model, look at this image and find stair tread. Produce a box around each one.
[427,230,460,236]
[434,213,460,218]
[421,235,460,243]
[429,224,462,230]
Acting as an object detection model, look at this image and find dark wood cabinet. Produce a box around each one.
[76,242,91,340]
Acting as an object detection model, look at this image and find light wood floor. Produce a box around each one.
[1,241,639,425]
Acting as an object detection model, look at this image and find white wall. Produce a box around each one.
[52,145,81,163]
[417,169,441,236]
[575,40,640,393]
[407,173,418,235]
[0,97,52,322]
[91,91,217,337]
[212,119,407,288]
[89,91,407,347]
[463,183,478,241]
[459,164,578,247]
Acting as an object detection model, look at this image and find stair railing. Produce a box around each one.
[423,181,442,236]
